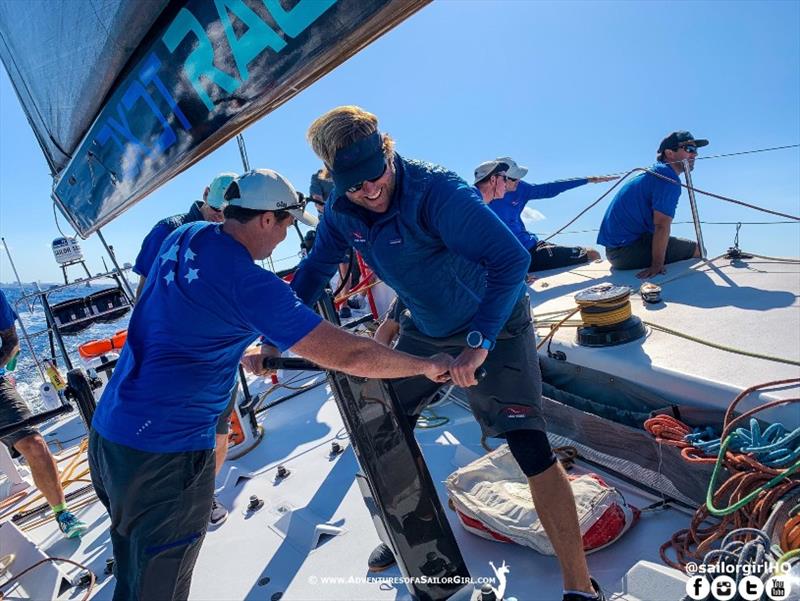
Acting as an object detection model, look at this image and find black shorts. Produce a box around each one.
[88,429,214,600]
[0,377,38,451]
[529,243,590,272]
[215,383,238,436]
[390,293,545,438]
[605,234,697,270]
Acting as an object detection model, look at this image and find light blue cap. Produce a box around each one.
[206,172,237,209]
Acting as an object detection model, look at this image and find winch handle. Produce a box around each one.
[263,357,487,382]
[262,357,322,371]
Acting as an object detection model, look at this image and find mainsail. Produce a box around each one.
[0,0,428,236]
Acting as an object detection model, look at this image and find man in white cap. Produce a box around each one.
[88,168,453,601]
[131,171,238,526]
[473,159,510,203]
[491,157,616,273]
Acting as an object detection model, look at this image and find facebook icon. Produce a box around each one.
[685,575,711,600]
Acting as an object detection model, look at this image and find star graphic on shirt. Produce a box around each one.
[185,267,199,283]
[163,270,175,285]
[184,247,196,261]
[160,243,179,263]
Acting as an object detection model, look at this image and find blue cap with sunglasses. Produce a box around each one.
[657,131,709,154]
[330,131,387,195]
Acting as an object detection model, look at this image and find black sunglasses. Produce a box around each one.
[679,144,698,154]
[346,162,389,194]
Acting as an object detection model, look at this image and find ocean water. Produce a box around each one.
[2,281,134,409]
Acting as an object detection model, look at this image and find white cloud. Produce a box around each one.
[521,207,546,229]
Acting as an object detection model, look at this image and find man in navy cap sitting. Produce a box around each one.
[597,131,706,279]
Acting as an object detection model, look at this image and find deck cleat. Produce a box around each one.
[275,464,290,480]
[247,495,264,513]
[329,441,344,457]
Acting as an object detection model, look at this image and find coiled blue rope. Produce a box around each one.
[685,418,800,468]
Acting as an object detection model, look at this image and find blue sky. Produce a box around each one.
[1,0,798,283]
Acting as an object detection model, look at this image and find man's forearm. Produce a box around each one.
[323,335,428,378]
[650,225,670,268]
[291,322,431,379]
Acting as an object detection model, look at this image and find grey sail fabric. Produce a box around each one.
[0,0,170,175]
[0,0,430,237]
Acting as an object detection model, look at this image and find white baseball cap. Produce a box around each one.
[225,169,318,227]
[496,156,528,180]
[473,160,510,185]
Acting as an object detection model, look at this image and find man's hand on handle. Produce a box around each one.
[449,347,489,388]
[240,344,280,376]
[422,353,455,384]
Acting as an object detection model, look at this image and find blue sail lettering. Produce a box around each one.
[122,81,176,156]
[162,8,241,111]
[263,0,336,38]
[138,53,192,131]
[215,0,286,82]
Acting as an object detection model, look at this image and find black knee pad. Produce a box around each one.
[505,428,556,477]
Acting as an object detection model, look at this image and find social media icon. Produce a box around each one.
[738,575,765,601]
[712,575,737,601]
[766,575,791,600]
[685,575,711,600]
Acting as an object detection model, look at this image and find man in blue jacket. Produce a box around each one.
[491,157,616,273]
[283,106,605,601]
[597,131,706,279]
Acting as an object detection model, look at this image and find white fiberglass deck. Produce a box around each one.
[5,376,691,601]
[530,255,800,428]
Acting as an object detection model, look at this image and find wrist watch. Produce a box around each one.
[466,330,495,351]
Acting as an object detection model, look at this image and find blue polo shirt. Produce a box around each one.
[0,291,18,377]
[597,163,681,248]
[491,179,589,249]
[93,223,323,453]
[133,201,205,276]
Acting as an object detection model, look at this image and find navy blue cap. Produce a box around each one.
[330,131,386,194]
[657,131,709,153]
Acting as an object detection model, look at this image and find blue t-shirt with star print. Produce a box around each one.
[92,223,323,453]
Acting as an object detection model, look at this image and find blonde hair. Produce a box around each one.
[307,106,395,168]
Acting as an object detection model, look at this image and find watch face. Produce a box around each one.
[467,331,482,348]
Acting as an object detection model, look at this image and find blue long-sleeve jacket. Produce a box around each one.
[290,155,529,341]
[490,179,589,249]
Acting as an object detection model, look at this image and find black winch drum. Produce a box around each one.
[574,284,646,347]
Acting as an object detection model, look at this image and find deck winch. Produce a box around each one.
[574,284,645,347]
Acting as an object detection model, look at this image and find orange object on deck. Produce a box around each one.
[78,329,127,359]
